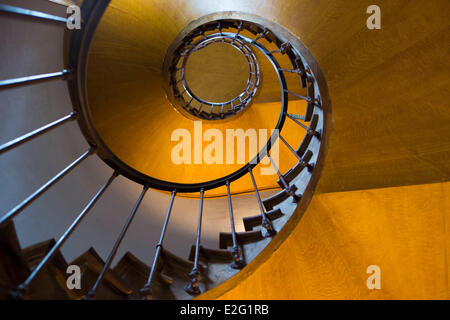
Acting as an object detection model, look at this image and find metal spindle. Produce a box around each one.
[248,168,276,236]
[0,148,93,226]
[252,28,268,44]
[0,4,68,24]
[231,21,243,44]
[0,112,76,154]
[85,185,149,299]
[185,97,194,108]
[286,112,306,121]
[286,113,309,131]
[140,190,177,300]
[226,181,244,269]
[285,113,320,138]
[279,135,314,171]
[268,42,291,55]
[284,89,311,101]
[184,188,204,296]
[8,171,118,299]
[0,70,70,90]
[278,68,304,75]
[267,154,300,203]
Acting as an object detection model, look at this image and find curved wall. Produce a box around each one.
[203,181,450,300]
[1,0,449,298]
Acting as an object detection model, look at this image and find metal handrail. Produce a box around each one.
[0,2,327,299]
[173,35,260,119]
[68,15,325,192]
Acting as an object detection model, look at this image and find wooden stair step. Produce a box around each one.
[21,238,76,299]
[113,252,175,300]
[70,247,132,299]
[157,248,209,300]
[116,251,173,285]
[219,230,264,249]
[277,151,313,187]
[188,245,233,263]
[0,221,30,299]
[293,56,308,88]
[242,208,284,232]
[263,185,299,212]
[22,239,68,272]
[160,248,206,273]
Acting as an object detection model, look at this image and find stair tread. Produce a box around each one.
[71,247,132,297]
[262,185,299,212]
[22,238,68,272]
[160,248,206,273]
[242,208,284,231]
[188,245,233,263]
[296,114,319,157]
[219,230,264,249]
[115,252,173,285]
[113,252,175,300]
[293,56,308,88]
[0,221,30,299]
[278,150,313,187]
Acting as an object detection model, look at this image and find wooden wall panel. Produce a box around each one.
[86,0,450,195]
[200,181,450,299]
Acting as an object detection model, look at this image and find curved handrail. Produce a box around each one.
[0,2,329,299]
[67,11,322,193]
[177,35,260,118]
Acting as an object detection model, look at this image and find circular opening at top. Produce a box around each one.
[165,30,261,121]
[184,42,250,104]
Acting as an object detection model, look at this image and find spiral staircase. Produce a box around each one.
[0,0,331,300]
[1,0,449,301]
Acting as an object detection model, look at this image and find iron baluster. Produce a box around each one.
[184,188,205,296]
[0,112,77,154]
[267,154,300,203]
[8,171,118,299]
[0,70,70,90]
[284,89,311,101]
[285,113,321,138]
[0,4,67,24]
[140,190,177,300]
[279,135,315,172]
[226,181,244,269]
[268,42,292,55]
[252,28,269,44]
[278,68,305,75]
[248,168,276,236]
[85,185,149,299]
[231,21,243,44]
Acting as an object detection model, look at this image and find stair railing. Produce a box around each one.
[0,4,327,299]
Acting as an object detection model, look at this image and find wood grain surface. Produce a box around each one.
[200,181,450,299]
[85,0,450,195]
